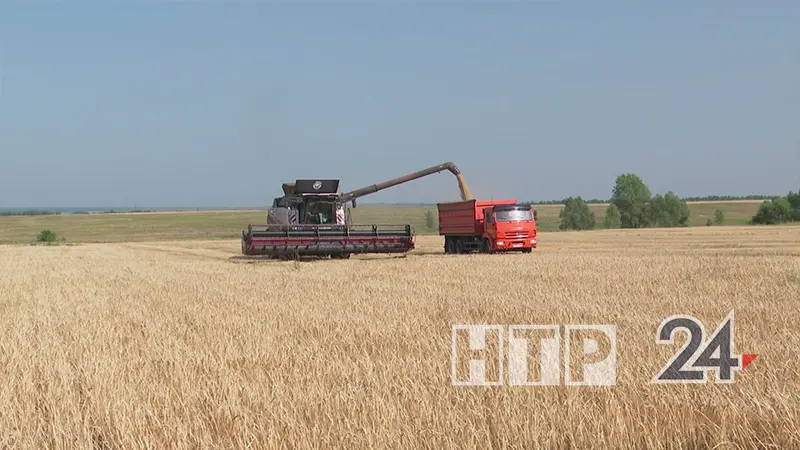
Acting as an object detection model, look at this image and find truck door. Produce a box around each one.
[483,207,496,239]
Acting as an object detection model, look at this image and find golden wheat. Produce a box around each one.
[0,226,798,449]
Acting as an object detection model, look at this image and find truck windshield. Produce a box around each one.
[495,208,533,222]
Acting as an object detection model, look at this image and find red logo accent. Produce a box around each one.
[741,354,757,370]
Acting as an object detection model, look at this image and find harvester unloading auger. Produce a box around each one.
[241,162,472,259]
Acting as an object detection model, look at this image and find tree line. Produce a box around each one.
[0,210,61,216]
[0,209,156,216]
[556,173,692,230]
[750,190,800,225]
[554,173,800,231]
[526,194,776,205]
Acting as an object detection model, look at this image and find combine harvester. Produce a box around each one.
[241,162,472,259]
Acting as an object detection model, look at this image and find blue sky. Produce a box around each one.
[1,2,798,208]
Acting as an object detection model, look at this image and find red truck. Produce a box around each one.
[437,199,538,254]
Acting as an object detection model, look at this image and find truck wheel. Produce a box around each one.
[522,248,532,254]
[445,238,455,254]
[482,239,493,254]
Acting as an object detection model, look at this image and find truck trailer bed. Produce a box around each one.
[437,199,517,236]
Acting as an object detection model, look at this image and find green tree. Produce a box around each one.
[603,204,621,229]
[773,197,792,221]
[787,189,800,221]
[559,197,596,230]
[751,197,793,224]
[37,229,58,242]
[645,191,690,228]
[713,208,725,225]
[662,191,691,227]
[611,173,652,228]
[643,191,690,228]
[644,193,668,227]
[424,209,437,230]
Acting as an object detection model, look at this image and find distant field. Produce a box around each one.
[0,201,765,244]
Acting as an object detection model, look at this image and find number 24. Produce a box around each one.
[652,311,743,384]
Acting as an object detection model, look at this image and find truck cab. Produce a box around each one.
[482,204,537,252]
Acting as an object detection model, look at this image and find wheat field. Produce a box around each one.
[0,226,798,449]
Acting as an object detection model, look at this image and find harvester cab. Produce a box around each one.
[241,162,474,259]
[268,179,347,226]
